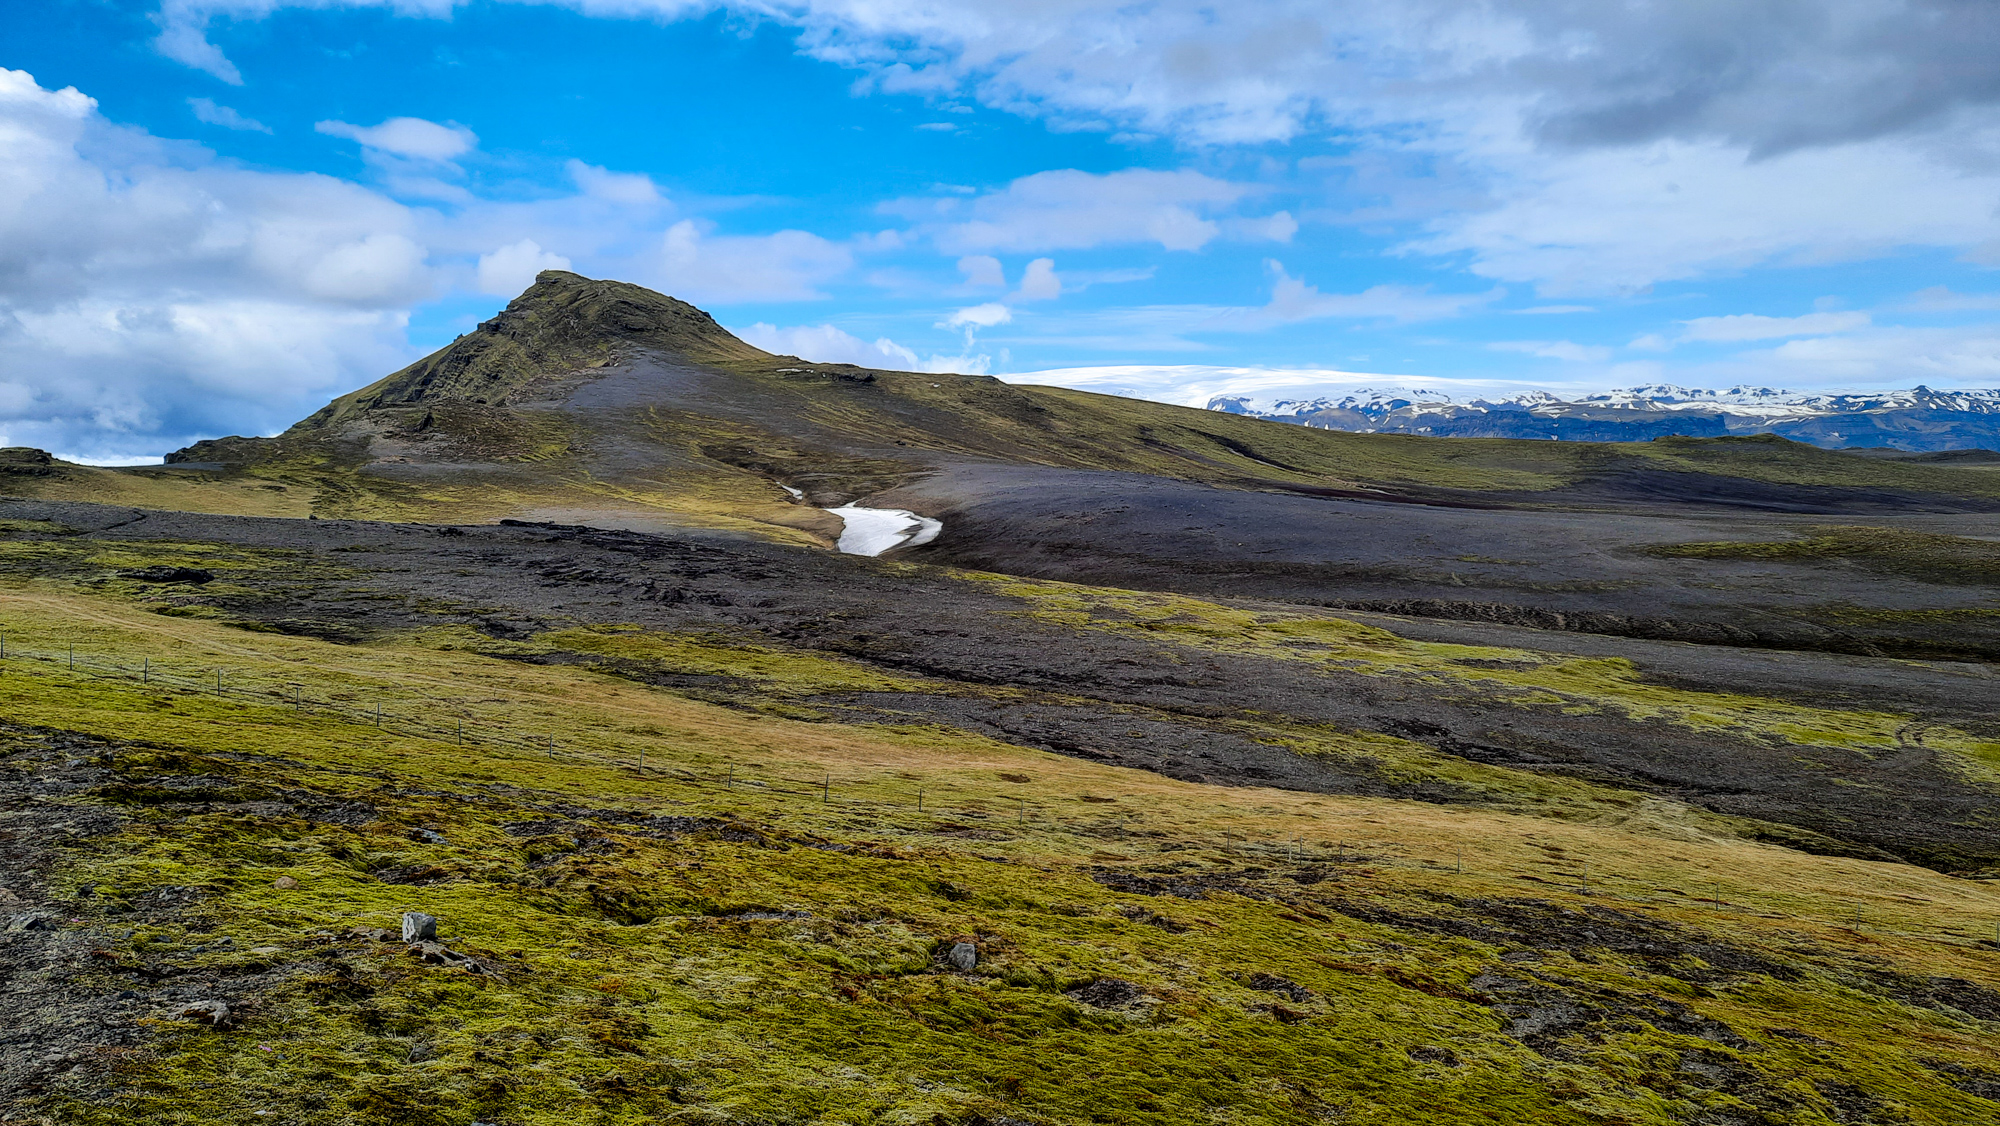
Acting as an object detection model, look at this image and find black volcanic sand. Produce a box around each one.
[6,497,1996,875]
[878,462,2000,661]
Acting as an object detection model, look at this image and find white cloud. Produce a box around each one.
[892,168,1257,253]
[148,0,2000,294]
[1678,311,1872,343]
[735,321,987,373]
[942,302,1012,329]
[187,97,269,133]
[653,219,852,303]
[1405,132,2000,294]
[566,159,662,204]
[476,239,572,296]
[0,68,434,458]
[1489,339,1613,363]
[1014,257,1060,301]
[316,116,477,161]
[956,254,1004,287]
[0,67,887,458]
[1708,324,2000,386]
[1211,262,1501,329]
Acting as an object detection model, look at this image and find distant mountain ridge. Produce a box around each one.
[1208,384,2000,451]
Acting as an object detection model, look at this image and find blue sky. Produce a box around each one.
[4,0,2000,459]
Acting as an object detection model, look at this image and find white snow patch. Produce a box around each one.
[780,484,803,498]
[827,505,943,556]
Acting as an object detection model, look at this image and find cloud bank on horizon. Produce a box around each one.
[2,0,1999,458]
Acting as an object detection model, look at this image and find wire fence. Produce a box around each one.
[4,630,1996,948]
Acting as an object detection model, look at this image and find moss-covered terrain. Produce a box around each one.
[3,586,1999,1125]
[3,499,2000,1123]
[1647,526,2000,587]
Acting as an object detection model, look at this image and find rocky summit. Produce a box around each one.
[1,272,1997,1126]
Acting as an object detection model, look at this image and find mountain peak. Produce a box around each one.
[291,272,768,430]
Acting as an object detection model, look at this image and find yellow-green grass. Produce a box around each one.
[5,586,2000,1125]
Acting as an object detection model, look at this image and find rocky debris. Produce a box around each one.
[114,565,214,584]
[1329,895,1800,985]
[1407,1044,1461,1066]
[1243,972,1313,1004]
[1091,866,1267,901]
[173,1000,231,1026]
[402,912,438,942]
[0,447,55,476]
[946,941,978,972]
[371,862,454,886]
[272,876,298,890]
[1064,977,1152,1009]
[410,827,448,845]
[5,912,56,933]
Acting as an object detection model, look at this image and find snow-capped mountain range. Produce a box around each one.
[1207,385,2000,451]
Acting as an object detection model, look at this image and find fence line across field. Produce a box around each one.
[4,631,1995,950]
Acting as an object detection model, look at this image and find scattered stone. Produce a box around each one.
[344,926,393,942]
[4,912,55,933]
[408,940,466,966]
[1244,972,1314,1004]
[946,941,978,972]
[1065,977,1151,1009]
[175,1000,231,1026]
[402,912,438,942]
[406,940,506,979]
[410,828,447,845]
[115,565,214,584]
[1408,1044,1461,1066]
[271,876,298,890]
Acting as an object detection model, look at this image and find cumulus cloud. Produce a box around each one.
[653,219,852,304]
[735,321,987,373]
[1014,258,1060,301]
[187,97,269,133]
[145,0,2000,294]
[477,239,572,296]
[0,68,433,458]
[1403,132,2000,294]
[890,168,1270,254]
[1210,262,1501,329]
[0,68,884,458]
[567,159,662,204]
[941,302,1012,329]
[316,116,477,161]
[957,254,1004,287]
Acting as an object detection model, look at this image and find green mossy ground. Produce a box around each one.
[5,588,1999,1126]
[1647,525,2000,587]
